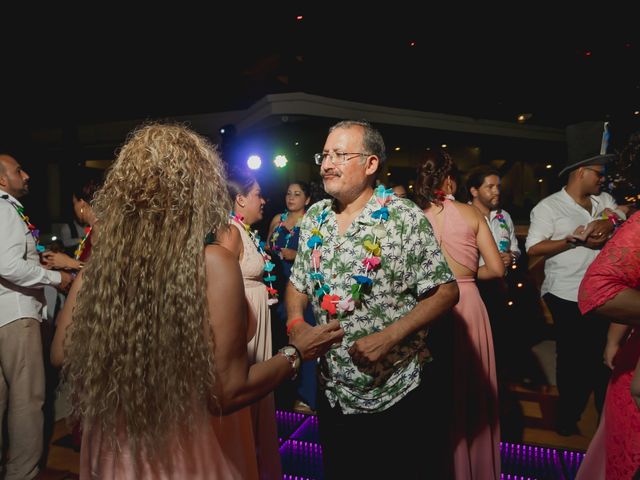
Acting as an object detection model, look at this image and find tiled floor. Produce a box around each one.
[40,330,599,479]
[43,382,595,480]
[277,412,587,480]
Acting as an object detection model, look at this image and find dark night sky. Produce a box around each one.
[1,6,639,135]
[1,6,638,231]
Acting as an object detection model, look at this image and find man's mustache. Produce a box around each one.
[321,171,342,179]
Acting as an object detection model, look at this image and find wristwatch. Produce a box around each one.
[278,344,301,380]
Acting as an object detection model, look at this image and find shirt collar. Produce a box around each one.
[488,209,503,221]
[356,191,387,226]
[326,192,381,227]
[0,189,22,207]
[560,186,602,212]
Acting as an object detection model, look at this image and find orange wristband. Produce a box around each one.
[286,317,304,335]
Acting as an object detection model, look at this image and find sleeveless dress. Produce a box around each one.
[232,222,282,480]
[268,220,318,409]
[576,211,640,480]
[79,242,260,479]
[424,199,501,480]
[80,409,258,479]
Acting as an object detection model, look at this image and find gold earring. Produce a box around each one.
[80,207,84,215]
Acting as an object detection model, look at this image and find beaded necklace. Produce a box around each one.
[268,211,302,258]
[2,194,45,252]
[494,211,510,252]
[230,213,279,305]
[74,226,93,260]
[307,185,393,317]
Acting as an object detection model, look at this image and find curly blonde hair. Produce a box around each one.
[63,123,231,460]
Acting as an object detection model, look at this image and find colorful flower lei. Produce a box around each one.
[307,185,393,317]
[2,195,45,252]
[74,226,93,260]
[230,212,279,305]
[494,212,510,252]
[268,211,302,259]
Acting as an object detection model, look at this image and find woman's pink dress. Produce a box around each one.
[80,408,259,479]
[79,236,261,479]
[425,199,501,480]
[577,211,640,480]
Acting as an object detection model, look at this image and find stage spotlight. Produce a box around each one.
[274,155,288,168]
[247,155,262,170]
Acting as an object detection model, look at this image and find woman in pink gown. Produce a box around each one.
[576,210,640,479]
[415,148,505,480]
[51,124,344,479]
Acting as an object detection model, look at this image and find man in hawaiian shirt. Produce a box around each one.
[286,120,459,479]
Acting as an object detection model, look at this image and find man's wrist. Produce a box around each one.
[286,317,305,336]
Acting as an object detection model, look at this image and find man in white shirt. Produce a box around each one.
[467,166,521,380]
[525,130,620,436]
[0,153,72,479]
[467,166,521,267]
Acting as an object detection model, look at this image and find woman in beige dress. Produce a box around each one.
[217,170,282,479]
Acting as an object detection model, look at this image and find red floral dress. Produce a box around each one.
[578,211,640,479]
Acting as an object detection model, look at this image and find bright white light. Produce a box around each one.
[51,236,57,241]
[273,155,288,168]
[247,155,262,170]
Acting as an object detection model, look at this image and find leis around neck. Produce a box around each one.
[268,210,303,258]
[494,211,510,252]
[74,226,93,260]
[230,212,279,305]
[2,195,45,252]
[307,184,393,317]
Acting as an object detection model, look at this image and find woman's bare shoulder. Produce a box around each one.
[452,201,482,228]
[205,244,237,269]
[453,201,480,216]
[216,223,243,254]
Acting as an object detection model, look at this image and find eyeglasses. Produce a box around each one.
[583,166,606,178]
[314,152,369,166]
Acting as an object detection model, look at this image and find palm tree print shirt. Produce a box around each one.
[290,194,454,413]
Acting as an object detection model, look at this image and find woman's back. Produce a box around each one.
[424,199,479,278]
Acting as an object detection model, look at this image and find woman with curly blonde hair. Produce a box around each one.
[51,123,343,479]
